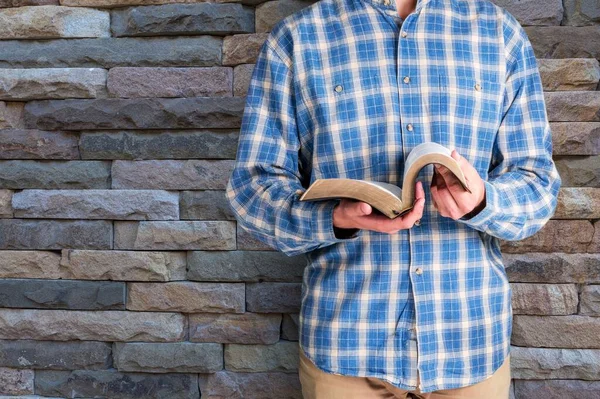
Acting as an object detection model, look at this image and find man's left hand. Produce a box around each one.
[430,149,486,220]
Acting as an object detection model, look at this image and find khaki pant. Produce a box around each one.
[299,350,511,399]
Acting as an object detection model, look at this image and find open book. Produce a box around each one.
[299,142,471,219]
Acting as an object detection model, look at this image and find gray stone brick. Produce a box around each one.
[539,59,600,91]
[555,156,600,187]
[80,130,238,160]
[225,341,299,372]
[563,0,600,26]
[189,313,281,344]
[0,160,111,189]
[1,1,58,6]
[0,309,185,342]
[246,283,301,313]
[187,251,305,282]
[0,367,33,395]
[0,220,112,250]
[0,129,80,159]
[0,102,24,129]
[24,97,244,130]
[551,122,600,155]
[198,370,302,399]
[0,279,125,310]
[546,92,600,122]
[281,313,299,341]
[111,4,254,37]
[234,64,254,96]
[112,160,234,189]
[0,190,11,218]
[107,67,232,98]
[113,342,222,373]
[223,33,268,65]
[514,379,600,399]
[0,340,111,370]
[60,249,187,281]
[500,220,594,253]
[0,68,107,100]
[491,0,563,26]
[35,369,198,399]
[555,188,600,219]
[114,221,235,250]
[512,315,600,348]
[127,282,244,313]
[237,224,276,251]
[0,251,61,279]
[0,6,109,39]
[505,253,600,283]
[0,37,221,68]
[580,285,600,316]
[526,26,600,59]
[63,0,267,5]
[510,283,578,315]
[13,189,179,220]
[180,191,236,220]
[511,346,600,379]
[255,0,315,33]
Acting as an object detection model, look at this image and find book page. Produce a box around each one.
[403,142,451,183]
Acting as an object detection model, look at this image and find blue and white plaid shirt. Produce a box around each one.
[226,0,561,392]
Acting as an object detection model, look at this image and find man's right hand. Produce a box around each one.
[332,181,425,234]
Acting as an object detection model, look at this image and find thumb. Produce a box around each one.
[354,201,372,216]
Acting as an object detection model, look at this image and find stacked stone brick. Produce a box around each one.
[0,0,598,398]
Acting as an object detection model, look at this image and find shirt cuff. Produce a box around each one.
[458,180,497,230]
[311,199,361,242]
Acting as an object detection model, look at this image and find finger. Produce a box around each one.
[434,177,462,218]
[434,162,470,204]
[354,201,372,217]
[396,181,425,227]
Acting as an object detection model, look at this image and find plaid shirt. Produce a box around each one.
[226,0,561,392]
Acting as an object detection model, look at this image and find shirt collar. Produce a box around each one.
[361,0,431,18]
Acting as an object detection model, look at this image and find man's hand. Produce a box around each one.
[430,149,486,220]
[332,181,425,234]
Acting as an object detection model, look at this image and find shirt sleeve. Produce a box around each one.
[457,22,562,241]
[225,39,361,257]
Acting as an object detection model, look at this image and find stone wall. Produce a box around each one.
[0,0,597,398]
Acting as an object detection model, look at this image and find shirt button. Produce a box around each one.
[406,123,413,131]
[403,76,410,84]
[415,267,423,275]
[474,82,481,91]
[414,219,421,226]
[401,31,408,38]
[335,85,343,93]
[383,0,390,5]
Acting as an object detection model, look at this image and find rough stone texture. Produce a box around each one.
[198,371,302,399]
[580,285,600,316]
[504,253,600,283]
[80,130,238,160]
[0,367,33,395]
[0,129,79,159]
[112,160,234,189]
[246,283,301,313]
[512,316,600,348]
[500,220,595,254]
[13,189,179,220]
[510,283,578,315]
[538,59,600,91]
[225,341,299,372]
[526,26,600,59]
[234,63,254,96]
[0,68,107,100]
[180,190,236,220]
[24,97,244,130]
[114,221,236,250]
[555,188,600,219]
[237,224,275,251]
[0,190,11,218]
[551,122,600,155]
[255,0,314,33]
[514,379,600,399]
[127,282,245,313]
[223,33,269,65]
[0,102,24,129]
[187,251,305,282]
[554,156,600,187]
[0,160,111,189]
[111,4,254,37]
[0,279,125,310]
[0,219,112,250]
[511,347,600,380]
[35,369,198,399]
[62,0,267,7]
[563,0,600,26]
[1,1,57,7]
[0,309,185,342]
[0,37,221,68]
[189,313,281,344]
[0,251,61,279]
[0,6,109,39]
[545,91,600,122]
[113,342,222,373]
[491,0,563,26]
[0,340,111,370]
[281,313,299,341]
[107,67,232,98]
[60,249,187,281]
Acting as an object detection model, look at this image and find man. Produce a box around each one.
[226,0,561,397]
